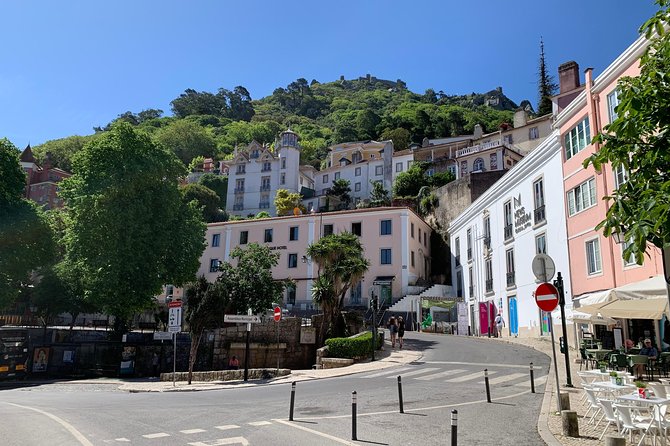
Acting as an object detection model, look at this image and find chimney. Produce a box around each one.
[558,61,580,94]
[513,109,528,128]
[473,124,483,139]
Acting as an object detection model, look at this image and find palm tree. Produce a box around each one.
[306,232,369,344]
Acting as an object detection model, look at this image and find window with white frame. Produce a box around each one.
[212,233,220,247]
[350,281,362,304]
[472,158,485,172]
[567,177,597,216]
[466,228,472,260]
[288,253,298,268]
[506,248,515,286]
[262,161,272,172]
[614,164,629,190]
[454,237,461,266]
[289,226,299,241]
[468,266,474,297]
[209,258,220,273]
[375,165,383,176]
[411,223,415,238]
[564,117,591,160]
[533,178,546,224]
[236,164,246,174]
[535,233,547,254]
[529,127,539,140]
[485,258,493,292]
[281,157,286,169]
[322,174,328,183]
[448,164,457,177]
[503,200,513,240]
[355,167,361,176]
[396,162,403,172]
[323,224,334,236]
[586,238,602,275]
[621,239,638,267]
[264,228,273,243]
[380,219,392,235]
[607,89,620,123]
[239,231,248,244]
[334,172,340,180]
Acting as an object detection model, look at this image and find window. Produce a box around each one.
[423,232,427,247]
[535,233,547,255]
[472,158,485,172]
[456,270,463,297]
[262,161,272,172]
[352,152,362,163]
[529,127,539,140]
[323,224,334,236]
[350,281,362,304]
[614,165,628,190]
[235,178,245,193]
[288,253,298,268]
[380,219,392,235]
[209,259,220,273]
[407,160,414,169]
[281,157,287,169]
[485,258,493,293]
[286,284,296,305]
[490,153,498,170]
[503,134,513,144]
[355,182,361,192]
[355,167,361,176]
[396,162,403,172]
[468,267,474,297]
[375,165,383,176]
[466,228,472,260]
[239,231,248,245]
[622,239,637,267]
[411,251,415,268]
[334,172,340,180]
[567,177,597,216]
[483,215,491,249]
[261,176,271,191]
[236,164,246,174]
[322,174,328,183]
[586,238,602,275]
[504,200,513,240]
[454,237,461,266]
[380,248,392,265]
[289,226,299,241]
[351,222,362,236]
[533,178,546,224]
[280,173,286,185]
[448,164,457,177]
[411,223,415,238]
[506,248,515,287]
[212,233,220,247]
[564,117,591,160]
[607,89,620,123]
[264,228,273,243]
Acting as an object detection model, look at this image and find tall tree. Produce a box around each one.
[181,183,226,223]
[154,120,218,166]
[584,1,670,263]
[306,233,369,344]
[274,189,305,216]
[327,178,352,210]
[59,123,206,331]
[537,38,558,116]
[368,180,391,207]
[199,173,228,209]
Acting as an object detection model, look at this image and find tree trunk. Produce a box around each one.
[187,330,202,385]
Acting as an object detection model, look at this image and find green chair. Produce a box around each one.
[580,347,597,370]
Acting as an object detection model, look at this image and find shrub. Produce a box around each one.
[325,331,382,359]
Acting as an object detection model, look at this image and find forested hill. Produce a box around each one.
[33,75,533,171]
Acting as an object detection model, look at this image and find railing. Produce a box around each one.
[456,139,504,158]
[534,205,546,225]
[506,272,515,287]
[234,187,245,194]
[260,185,271,192]
[484,236,491,250]
[259,202,270,209]
[504,224,513,240]
[455,255,461,267]
[469,286,474,298]
[467,248,472,260]
[485,279,493,293]
[261,167,271,172]
[236,168,245,174]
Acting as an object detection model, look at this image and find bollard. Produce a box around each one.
[530,362,535,393]
[289,381,296,421]
[351,391,357,441]
[559,392,571,411]
[561,410,579,437]
[604,435,625,446]
[451,409,458,446]
[397,376,404,413]
[484,369,491,403]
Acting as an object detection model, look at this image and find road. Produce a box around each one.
[0,332,550,445]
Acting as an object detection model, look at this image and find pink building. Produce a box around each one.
[197,207,431,312]
[555,35,665,342]
[19,145,71,209]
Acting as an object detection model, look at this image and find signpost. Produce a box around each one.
[225,310,261,381]
[168,301,182,387]
[274,306,281,374]
[274,306,282,322]
[534,282,562,412]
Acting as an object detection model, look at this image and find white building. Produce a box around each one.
[449,130,574,339]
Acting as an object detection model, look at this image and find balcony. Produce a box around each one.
[234,187,245,194]
[236,168,246,175]
[233,204,244,211]
[455,255,461,267]
[504,224,513,241]
[483,236,491,250]
[456,139,504,158]
[485,279,493,293]
[534,205,546,225]
[260,185,271,192]
[469,286,474,298]
[261,167,272,172]
[467,248,472,260]
[506,272,516,287]
[259,202,270,209]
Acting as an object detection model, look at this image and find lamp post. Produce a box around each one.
[369,286,378,361]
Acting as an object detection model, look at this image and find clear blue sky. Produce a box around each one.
[0,0,658,149]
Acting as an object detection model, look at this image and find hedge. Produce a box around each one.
[325,331,382,359]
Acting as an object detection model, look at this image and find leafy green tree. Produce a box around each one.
[393,162,428,197]
[368,180,391,207]
[306,233,370,344]
[584,1,670,263]
[380,128,411,151]
[32,135,97,172]
[327,178,352,210]
[0,139,55,307]
[154,120,218,166]
[254,211,271,219]
[199,173,228,209]
[58,123,206,331]
[537,38,558,116]
[181,183,225,223]
[274,189,305,216]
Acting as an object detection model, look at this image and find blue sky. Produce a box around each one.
[0,1,658,149]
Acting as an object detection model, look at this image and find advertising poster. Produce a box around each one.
[32,347,50,373]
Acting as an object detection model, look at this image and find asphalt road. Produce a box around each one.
[0,332,550,446]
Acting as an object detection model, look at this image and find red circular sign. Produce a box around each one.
[273,306,282,322]
[535,282,559,312]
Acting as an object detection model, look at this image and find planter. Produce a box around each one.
[600,366,607,373]
[615,377,624,386]
[610,377,617,384]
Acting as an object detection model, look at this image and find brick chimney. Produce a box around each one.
[558,61,580,94]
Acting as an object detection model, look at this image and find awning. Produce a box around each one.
[373,276,395,285]
[570,310,617,325]
[580,298,669,320]
[573,290,615,308]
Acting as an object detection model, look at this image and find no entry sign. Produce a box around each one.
[274,306,282,322]
[535,282,559,312]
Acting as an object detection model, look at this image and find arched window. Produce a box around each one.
[473,158,485,172]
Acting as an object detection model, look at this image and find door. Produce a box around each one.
[508,296,518,336]
[479,303,489,336]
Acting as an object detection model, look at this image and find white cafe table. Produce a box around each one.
[616,393,670,445]
[582,369,632,381]
[591,381,636,393]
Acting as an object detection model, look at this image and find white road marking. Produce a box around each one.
[274,419,357,445]
[445,370,497,383]
[362,366,413,378]
[142,432,170,439]
[248,421,272,426]
[114,439,131,442]
[391,367,441,378]
[515,375,548,387]
[415,369,467,380]
[215,425,241,431]
[424,361,542,370]
[180,428,207,434]
[5,402,94,446]
[477,372,527,385]
[188,437,249,446]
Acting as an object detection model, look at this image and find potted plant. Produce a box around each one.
[599,361,608,373]
[635,380,648,398]
[615,376,624,386]
[609,371,618,384]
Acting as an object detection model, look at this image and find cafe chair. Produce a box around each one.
[598,399,620,440]
[584,388,603,424]
[580,347,597,370]
[648,382,668,399]
[609,353,629,372]
[614,404,655,445]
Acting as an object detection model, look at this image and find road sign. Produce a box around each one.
[535,282,559,312]
[168,301,182,331]
[273,306,282,322]
[167,326,180,333]
[224,314,261,324]
[532,254,556,282]
[153,331,172,340]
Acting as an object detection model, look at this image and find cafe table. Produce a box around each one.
[616,393,670,445]
[586,348,613,361]
[582,369,632,381]
[590,380,636,397]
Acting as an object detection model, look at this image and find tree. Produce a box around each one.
[306,233,370,344]
[327,178,352,210]
[274,189,305,216]
[58,123,206,331]
[181,183,225,223]
[154,120,218,166]
[537,38,558,116]
[584,1,670,263]
[368,180,391,207]
[199,173,228,209]
[0,139,55,307]
[393,162,429,197]
[380,128,411,152]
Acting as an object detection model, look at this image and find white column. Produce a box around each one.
[400,212,409,296]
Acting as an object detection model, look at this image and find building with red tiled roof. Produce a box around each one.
[19,145,71,209]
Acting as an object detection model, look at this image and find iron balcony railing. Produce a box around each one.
[506,272,516,287]
[534,205,546,225]
[504,224,513,240]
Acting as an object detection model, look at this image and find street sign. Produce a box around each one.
[273,306,282,322]
[532,254,556,283]
[224,314,261,324]
[168,301,182,331]
[153,331,172,340]
[535,282,559,312]
[167,326,180,333]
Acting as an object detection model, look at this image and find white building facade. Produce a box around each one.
[449,130,574,339]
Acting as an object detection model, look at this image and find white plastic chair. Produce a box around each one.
[614,404,654,444]
[598,399,620,440]
[584,388,603,425]
[648,382,668,398]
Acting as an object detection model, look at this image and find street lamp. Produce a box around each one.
[369,286,378,361]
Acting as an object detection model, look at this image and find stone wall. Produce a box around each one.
[162,368,291,382]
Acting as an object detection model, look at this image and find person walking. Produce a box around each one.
[388,316,398,348]
[494,313,505,338]
[397,316,405,349]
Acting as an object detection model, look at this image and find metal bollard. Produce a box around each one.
[530,362,535,393]
[484,369,491,403]
[451,409,458,446]
[398,376,404,413]
[289,382,296,421]
[352,391,357,441]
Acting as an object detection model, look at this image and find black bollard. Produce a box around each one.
[397,376,404,413]
[530,363,535,394]
[451,409,458,446]
[352,391,357,441]
[484,369,491,403]
[289,382,296,421]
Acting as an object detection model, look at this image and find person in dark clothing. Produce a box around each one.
[397,316,406,349]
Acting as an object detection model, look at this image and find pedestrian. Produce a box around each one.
[152,352,160,377]
[494,313,505,338]
[229,355,240,370]
[397,316,405,349]
[388,316,398,348]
